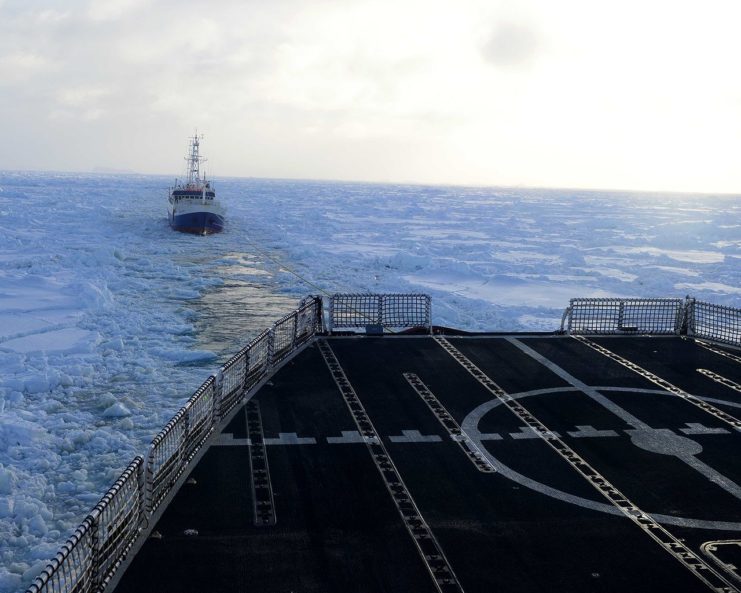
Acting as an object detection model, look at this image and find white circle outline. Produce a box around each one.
[461,386,741,530]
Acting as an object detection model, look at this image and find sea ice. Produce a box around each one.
[0,171,738,593]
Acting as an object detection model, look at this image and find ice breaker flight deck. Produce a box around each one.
[25,295,741,593]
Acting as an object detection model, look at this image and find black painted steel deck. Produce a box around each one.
[113,333,741,593]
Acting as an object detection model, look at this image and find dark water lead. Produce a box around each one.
[190,251,301,364]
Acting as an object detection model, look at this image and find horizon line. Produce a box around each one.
[1,167,739,197]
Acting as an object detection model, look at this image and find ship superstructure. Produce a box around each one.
[168,134,224,235]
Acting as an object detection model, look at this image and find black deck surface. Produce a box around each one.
[114,334,741,593]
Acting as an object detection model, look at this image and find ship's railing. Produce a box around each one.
[25,457,144,593]
[328,293,431,333]
[687,299,741,347]
[146,376,216,514]
[561,297,741,347]
[24,296,324,593]
[560,297,685,335]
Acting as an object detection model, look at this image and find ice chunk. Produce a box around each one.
[102,402,131,418]
[0,466,15,495]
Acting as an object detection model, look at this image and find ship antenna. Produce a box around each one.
[185,132,207,185]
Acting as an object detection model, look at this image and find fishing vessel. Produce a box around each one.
[168,134,224,235]
[24,294,741,593]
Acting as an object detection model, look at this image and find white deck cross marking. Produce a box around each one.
[263,433,316,445]
[326,430,380,444]
[436,335,739,593]
[509,338,741,503]
[681,423,731,435]
[567,425,620,438]
[389,430,443,443]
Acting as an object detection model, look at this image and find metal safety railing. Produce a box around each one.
[25,295,324,593]
[561,296,741,348]
[25,457,144,593]
[145,375,215,514]
[328,293,431,333]
[687,299,741,347]
[561,297,685,335]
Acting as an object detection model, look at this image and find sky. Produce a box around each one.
[1,0,740,193]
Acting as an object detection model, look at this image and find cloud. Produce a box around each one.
[86,0,148,21]
[482,21,542,69]
[0,52,51,83]
[51,85,111,120]
[1,0,740,191]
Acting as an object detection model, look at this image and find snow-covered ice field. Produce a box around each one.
[0,171,739,591]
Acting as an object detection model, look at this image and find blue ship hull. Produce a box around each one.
[169,211,224,235]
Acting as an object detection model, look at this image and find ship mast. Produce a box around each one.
[185,133,207,186]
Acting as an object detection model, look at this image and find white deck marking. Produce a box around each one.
[509,426,560,439]
[213,433,252,446]
[573,335,741,432]
[680,423,731,435]
[461,391,741,531]
[510,337,741,502]
[326,430,380,444]
[567,425,619,438]
[263,432,316,445]
[389,430,443,443]
[436,335,739,593]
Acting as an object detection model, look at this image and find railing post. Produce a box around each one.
[684,295,696,336]
[89,512,102,592]
[244,346,251,395]
[291,312,298,352]
[136,457,146,534]
[213,369,224,423]
[181,408,190,472]
[560,301,573,334]
[617,300,625,331]
[315,295,324,333]
[144,446,155,514]
[267,327,275,370]
[327,295,334,334]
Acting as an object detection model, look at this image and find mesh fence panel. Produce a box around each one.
[564,298,684,335]
[245,330,272,392]
[94,458,144,588]
[182,378,216,463]
[218,350,246,414]
[330,294,431,330]
[25,521,97,593]
[146,411,187,513]
[296,298,320,345]
[272,312,297,364]
[331,294,381,328]
[381,294,431,328]
[690,300,741,347]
